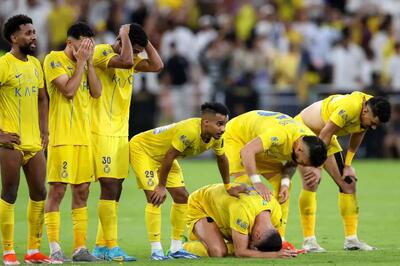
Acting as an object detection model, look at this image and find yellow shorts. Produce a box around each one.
[293,114,342,156]
[225,132,284,175]
[47,145,94,184]
[0,144,41,166]
[186,191,208,241]
[129,140,185,190]
[92,133,129,179]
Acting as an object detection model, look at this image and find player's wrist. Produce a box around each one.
[250,174,262,183]
[280,177,291,188]
[224,183,232,190]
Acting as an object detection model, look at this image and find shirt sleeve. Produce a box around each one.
[43,53,67,84]
[0,58,8,87]
[171,128,196,153]
[329,101,357,128]
[132,54,143,73]
[229,202,251,235]
[212,137,225,156]
[258,127,287,152]
[93,44,118,69]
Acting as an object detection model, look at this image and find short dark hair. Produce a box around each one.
[129,23,148,47]
[200,102,229,116]
[366,97,391,123]
[303,136,327,167]
[67,22,94,39]
[2,14,32,43]
[255,229,282,252]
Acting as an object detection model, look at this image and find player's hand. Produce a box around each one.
[119,24,130,37]
[227,184,249,198]
[73,38,92,63]
[277,249,298,258]
[150,185,167,206]
[0,130,20,146]
[302,167,321,187]
[41,131,49,149]
[86,38,95,65]
[278,185,289,204]
[253,182,272,201]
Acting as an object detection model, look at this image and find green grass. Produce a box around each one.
[10,160,400,265]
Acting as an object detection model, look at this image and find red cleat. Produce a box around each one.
[3,253,20,265]
[282,240,306,254]
[24,252,52,264]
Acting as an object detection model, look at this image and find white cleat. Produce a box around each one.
[344,238,377,251]
[302,236,326,253]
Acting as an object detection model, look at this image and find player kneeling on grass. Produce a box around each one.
[183,183,297,258]
[129,102,243,260]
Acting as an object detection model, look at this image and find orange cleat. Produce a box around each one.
[3,253,20,265]
[24,252,52,264]
[282,240,306,255]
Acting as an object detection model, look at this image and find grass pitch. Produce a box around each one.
[10,160,400,265]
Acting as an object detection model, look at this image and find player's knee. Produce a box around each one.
[49,184,67,203]
[29,185,47,201]
[73,185,90,202]
[1,186,18,204]
[208,245,228,257]
[339,183,356,194]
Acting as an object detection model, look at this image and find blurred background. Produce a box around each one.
[1,0,400,159]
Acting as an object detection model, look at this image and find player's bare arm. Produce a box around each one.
[52,41,90,99]
[216,154,249,198]
[150,147,181,206]
[38,87,49,149]
[343,131,366,180]
[232,231,296,258]
[279,162,297,203]
[0,129,20,146]
[240,137,272,201]
[135,41,164,72]
[319,120,341,146]
[86,38,102,98]
[108,24,134,69]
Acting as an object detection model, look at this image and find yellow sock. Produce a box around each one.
[170,202,187,240]
[98,200,117,248]
[72,207,88,250]
[95,219,105,247]
[226,242,234,255]
[27,199,45,250]
[145,204,161,242]
[183,241,209,257]
[299,189,317,238]
[339,193,358,237]
[44,212,60,243]
[269,174,291,238]
[0,199,15,251]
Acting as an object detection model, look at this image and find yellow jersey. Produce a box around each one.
[321,91,373,136]
[131,118,225,161]
[189,183,282,238]
[0,52,44,151]
[226,110,315,164]
[44,51,92,146]
[92,44,143,136]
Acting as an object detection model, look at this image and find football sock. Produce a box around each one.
[72,207,88,250]
[183,241,208,257]
[98,200,117,248]
[44,212,60,253]
[95,219,105,247]
[299,189,317,238]
[145,204,161,242]
[0,199,14,252]
[339,193,358,237]
[150,242,163,253]
[27,199,45,250]
[170,202,187,249]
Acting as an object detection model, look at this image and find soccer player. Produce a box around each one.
[91,23,163,261]
[295,91,391,252]
[0,14,51,265]
[224,110,328,248]
[130,102,242,260]
[43,22,102,262]
[183,183,297,258]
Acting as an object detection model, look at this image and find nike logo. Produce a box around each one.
[15,73,22,78]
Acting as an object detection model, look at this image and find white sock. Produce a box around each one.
[345,235,358,241]
[3,250,15,256]
[304,236,316,241]
[49,242,61,254]
[150,242,163,253]
[170,239,182,253]
[27,249,39,256]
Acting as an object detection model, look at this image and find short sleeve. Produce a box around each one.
[93,44,118,69]
[229,202,251,235]
[329,103,357,128]
[212,137,225,156]
[132,54,143,73]
[0,57,9,87]
[258,127,287,152]
[43,53,67,84]
[171,129,196,153]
